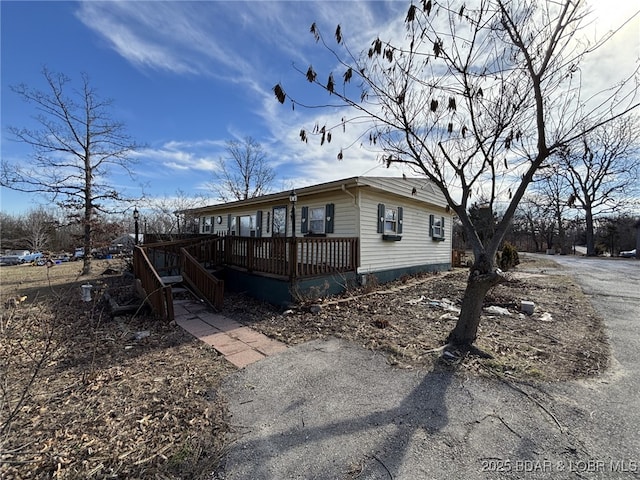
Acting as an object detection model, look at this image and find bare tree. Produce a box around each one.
[516,197,557,252]
[1,68,140,274]
[534,166,576,254]
[212,137,275,202]
[553,115,640,256]
[143,190,209,238]
[22,208,57,252]
[274,1,639,350]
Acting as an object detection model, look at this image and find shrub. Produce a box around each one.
[499,242,520,271]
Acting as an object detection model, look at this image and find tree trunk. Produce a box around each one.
[82,218,91,276]
[82,152,92,276]
[584,208,596,256]
[558,218,568,255]
[447,251,505,347]
[447,271,501,346]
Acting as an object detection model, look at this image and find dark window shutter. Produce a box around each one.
[301,206,309,234]
[227,214,232,234]
[441,216,445,238]
[397,206,403,234]
[429,214,434,237]
[325,203,335,233]
[256,210,263,237]
[377,204,385,233]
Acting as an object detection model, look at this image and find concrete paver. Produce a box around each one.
[174,300,287,368]
[225,349,266,368]
[176,317,218,337]
[214,339,252,356]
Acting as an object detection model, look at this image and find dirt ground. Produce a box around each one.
[226,254,610,381]
[0,254,610,479]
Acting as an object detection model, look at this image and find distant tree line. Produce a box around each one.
[0,200,205,254]
[453,208,638,257]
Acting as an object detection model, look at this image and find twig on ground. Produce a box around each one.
[372,454,394,479]
[493,375,564,432]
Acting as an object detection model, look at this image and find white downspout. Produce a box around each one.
[342,184,361,274]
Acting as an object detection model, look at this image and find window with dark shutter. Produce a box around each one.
[380,203,402,240]
[430,214,445,240]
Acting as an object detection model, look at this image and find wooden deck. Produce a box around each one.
[219,236,358,278]
[134,235,359,320]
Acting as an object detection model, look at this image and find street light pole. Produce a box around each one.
[133,207,140,245]
[289,190,297,238]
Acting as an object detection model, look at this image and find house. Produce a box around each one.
[182,176,453,305]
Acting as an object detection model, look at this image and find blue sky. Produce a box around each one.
[1,1,639,216]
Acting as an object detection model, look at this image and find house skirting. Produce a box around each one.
[359,262,451,285]
[221,262,450,306]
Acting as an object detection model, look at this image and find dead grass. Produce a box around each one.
[0,261,234,480]
[0,254,611,478]
[225,255,610,382]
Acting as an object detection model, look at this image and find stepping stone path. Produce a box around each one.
[173,298,287,368]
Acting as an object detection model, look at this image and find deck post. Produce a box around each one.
[288,237,298,280]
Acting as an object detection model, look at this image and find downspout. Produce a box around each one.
[342,184,361,274]
[342,183,356,205]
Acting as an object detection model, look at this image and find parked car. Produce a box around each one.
[0,250,43,265]
[56,253,72,262]
[619,249,637,258]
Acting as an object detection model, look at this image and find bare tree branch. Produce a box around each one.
[274,0,639,348]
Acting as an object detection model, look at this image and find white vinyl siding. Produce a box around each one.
[359,177,446,207]
[358,189,451,274]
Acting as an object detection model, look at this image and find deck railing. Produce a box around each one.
[142,237,205,276]
[221,236,358,279]
[133,246,174,321]
[180,247,224,310]
[134,235,358,319]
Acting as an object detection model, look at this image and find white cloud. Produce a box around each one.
[136,141,222,173]
[75,1,254,79]
[77,1,639,202]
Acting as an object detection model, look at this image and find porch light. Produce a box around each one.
[289,189,297,204]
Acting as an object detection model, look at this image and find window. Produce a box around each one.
[377,204,403,238]
[272,206,287,236]
[309,207,325,234]
[229,215,237,235]
[239,215,256,237]
[430,215,445,240]
[301,204,334,235]
[384,207,398,234]
[202,217,212,233]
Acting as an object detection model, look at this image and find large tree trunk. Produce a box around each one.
[82,154,92,276]
[447,253,505,347]
[584,208,596,256]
